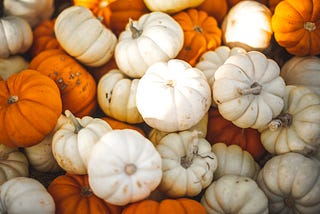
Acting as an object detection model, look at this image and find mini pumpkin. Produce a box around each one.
[88,129,162,206]
[97,69,143,124]
[201,175,268,214]
[259,85,320,156]
[143,0,205,14]
[0,177,55,214]
[272,0,320,56]
[156,130,217,197]
[257,152,320,213]
[48,173,122,214]
[136,59,211,132]
[52,110,112,174]
[0,55,29,80]
[212,51,286,129]
[29,49,97,117]
[114,11,184,78]
[221,0,273,51]
[0,69,62,147]
[196,0,228,24]
[54,5,117,67]
[173,8,222,66]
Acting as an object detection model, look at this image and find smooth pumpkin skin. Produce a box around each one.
[122,198,206,214]
[29,19,62,58]
[206,108,266,161]
[48,173,122,214]
[173,9,222,66]
[196,0,228,24]
[0,69,62,147]
[101,116,146,136]
[272,0,320,56]
[29,49,97,117]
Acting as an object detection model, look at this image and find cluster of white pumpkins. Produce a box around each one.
[0,0,319,213]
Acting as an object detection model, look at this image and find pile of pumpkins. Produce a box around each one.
[0,0,319,213]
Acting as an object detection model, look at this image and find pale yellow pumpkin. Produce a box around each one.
[0,55,29,80]
[143,0,205,14]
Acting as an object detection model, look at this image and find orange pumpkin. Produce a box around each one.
[29,19,61,58]
[173,9,222,66]
[271,0,320,56]
[101,116,146,136]
[48,173,122,214]
[0,69,62,147]
[88,56,118,82]
[196,0,228,24]
[267,0,282,13]
[29,49,97,117]
[206,108,267,161]
[122,198,206,214]
[72,0,117,9]
[74,0,149,36]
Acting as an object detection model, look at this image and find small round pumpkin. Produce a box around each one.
[122,198,206,214]
[48,173,122,214]
[212,51,286,129]
[54,5,117,67]
[29,49,98,117]
[271,0,320,56]
[0,69,62,147]
[0,55,29,80]
[143,0,205,14]
[173,8,222,66]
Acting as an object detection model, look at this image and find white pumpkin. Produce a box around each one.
[52,110,112,174]
[0,55,29,80]
[97,69,143,124]
[143,0,205,14]
[280,56,320,96]
[0,177,55,214]
[257,152,320,213]
[211,143,260,180]
[259,85,320,156]
[136,59,211,132]
[213,51,286,129]
[221,0,273,51]
[88,129,162,206]
[115,11,184,78]
[4,0,54,28]
[24,114,71,173]
[0,144,29,185]
[156,130,217,197]
[0,16,33,58]
[54,5,117,67]
[201,175,268,214]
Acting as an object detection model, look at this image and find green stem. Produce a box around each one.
[65,110,83,134]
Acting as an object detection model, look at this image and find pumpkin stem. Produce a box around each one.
[81,186,93,197]
[238,82,262,95]
[194,26,203,33]
[304,21,316,32]
[7,95,18,104]
[268,113,292,131]
[181,130,201,169]
[125,163,137,175]
[129,18,142,39]
[284,197,295,208]
[65,110,83,134]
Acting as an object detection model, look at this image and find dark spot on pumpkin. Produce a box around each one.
[69,73,75,79]
[236,180,240,183]
[231,19,236,26]
[82,85,87,91]
[136,181,142,188]
[123,185,128,194]
[185,46,191,51]
[244,179,249,182]
[76,79,81,85]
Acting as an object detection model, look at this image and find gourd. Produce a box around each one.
[88,129,162,206]
[221,0,273,51]
[201,175,268,214]
[122,198,206,214]
[280,56,320,96]
[136,59,211,132]
[0,15,33,58]
[52,110,112,174]
[3,0,55,28]
[143,0,205,14]
[257,152,320,213]
[114,11,184,78]
[0,55,29,80]
[54,5,117,67]
[272,0,320,56]
[259,85,320,156]
[0,177,55,214]
[156,130,217,197]
[48,173,122,214]
[211,143,260,180]
[24,114,71,173]
[0,69,62,147]
[173,8,222,66]
[212,51,286,129]
[97,69,143,124]
[0,144,29,185]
